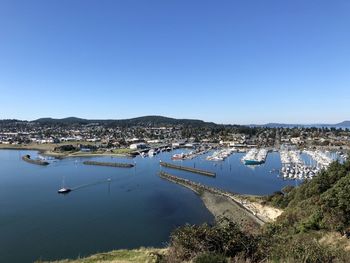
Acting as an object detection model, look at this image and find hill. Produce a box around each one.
[336,120,350,128]
[251,121,350,128]
[34,117,89,124]
[33,115,217,127]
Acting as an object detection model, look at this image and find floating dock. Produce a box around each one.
[22,155,49,166]
[83,160,134,168]
[160,161,216,177]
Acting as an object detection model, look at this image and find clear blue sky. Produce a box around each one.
[0,0,349,124]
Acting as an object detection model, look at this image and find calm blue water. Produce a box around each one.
[0,149,297,262]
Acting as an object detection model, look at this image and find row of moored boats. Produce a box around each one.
[206,148,235,161]
[241,148,268,165]
[280,150,335,180]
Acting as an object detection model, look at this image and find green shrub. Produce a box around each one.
[194,253,227,263]
[167,217,261,262]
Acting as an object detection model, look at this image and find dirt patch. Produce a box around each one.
[319,232,350,251]
[201,191,261,234]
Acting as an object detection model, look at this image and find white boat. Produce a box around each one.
[58,188,71,194]
[58,176,71,194]
[172,153,184,160]
[140,152,147,158]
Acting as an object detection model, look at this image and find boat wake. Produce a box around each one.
[71,178,112,191]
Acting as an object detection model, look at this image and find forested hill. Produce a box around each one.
[33,116,218,127]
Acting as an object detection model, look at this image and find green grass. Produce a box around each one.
[112,148,134,154]
[37,248,166,263]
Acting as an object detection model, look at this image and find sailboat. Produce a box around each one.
[58,176,71,194]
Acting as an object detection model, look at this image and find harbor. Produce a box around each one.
[2,147,348,262]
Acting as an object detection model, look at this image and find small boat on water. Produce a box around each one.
[140,152,147,158]
[172,153,184,160]
[58,187,71,194]
[148,149,155,157]
[58,176,71,194]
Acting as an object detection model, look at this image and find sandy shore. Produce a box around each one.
[159,172,283,230]
[43,151,132,159]
[0,143,132,158]
[224,193,283,223]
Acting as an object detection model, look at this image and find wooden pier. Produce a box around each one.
[159,161,216,177]
[83,160,134,168]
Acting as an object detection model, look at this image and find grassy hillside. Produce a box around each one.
[38,248,166,263]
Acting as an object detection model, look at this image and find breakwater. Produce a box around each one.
[159,171,231,196]
[159,161,216,177]
[159,171,265,225]
[83,160,134,168]
[22,155,49,166]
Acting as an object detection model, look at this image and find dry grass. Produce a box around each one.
[37,248,167,263]
[319,232,350,252]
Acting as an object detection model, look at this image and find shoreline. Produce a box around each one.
[0,144,133,159]
[159,171,283,228]
[43,151,133,159]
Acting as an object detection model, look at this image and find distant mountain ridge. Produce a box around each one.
[336,120,350,127]
[251,121,350,128]
[0,116,349,128]
[33,115,217,127]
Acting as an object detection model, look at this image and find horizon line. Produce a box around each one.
[0,115,349,126]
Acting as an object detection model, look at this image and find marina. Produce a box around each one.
[171,148,210,160]
[206,148,235,161]
[304,150,333,168]
[280,149,318,180]
[279,148,345,180]
[241,148,268,165]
